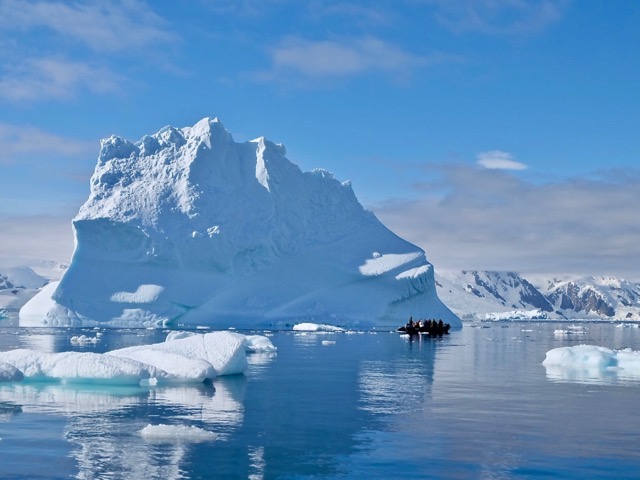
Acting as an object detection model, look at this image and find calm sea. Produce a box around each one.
[0,320,639,479]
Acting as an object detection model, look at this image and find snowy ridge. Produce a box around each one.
[21,117,458,328]
[437,270,640,321]
[0,266,50,315]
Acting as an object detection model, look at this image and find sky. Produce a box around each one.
[0,0,639,279]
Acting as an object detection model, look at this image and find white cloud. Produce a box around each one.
[0,57,122,102]
[0,0,176,53]
[0,1,177,102]
[423,0,568,35]
[0,123,95,165]
[477,150,528,170]
[373,165,640,279]
[259,36,428,81]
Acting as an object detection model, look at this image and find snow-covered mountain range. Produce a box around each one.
[436,270,640,321]
[19,117,458,328]
[0,266,50,316]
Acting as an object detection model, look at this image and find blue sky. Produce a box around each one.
[1,0,639,279]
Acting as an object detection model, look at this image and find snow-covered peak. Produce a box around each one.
[436,270,640,321]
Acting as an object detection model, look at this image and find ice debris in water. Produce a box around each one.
[139,424,217,442]
[293,322,345,332]
[0,331,275,386]
[70,334,102,346]
[542,344,640,382]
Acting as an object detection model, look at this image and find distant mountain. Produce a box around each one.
[436,270,640,321]
[0,267,47,290]
[0,266,49,314]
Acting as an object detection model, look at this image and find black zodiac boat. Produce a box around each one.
[398,319,451,336]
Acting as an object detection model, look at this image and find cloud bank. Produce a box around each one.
[374,165,640,280]
[0,214,74,266]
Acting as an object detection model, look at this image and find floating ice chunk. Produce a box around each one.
[616,348,640,375]
[0,331,264,386]
[542,344,640,383]
[107,349,215,384]
[70,335,100,346]
[554,329,585,337]
[111,331,248,377]
[139,424,217,442]
[293,323,345,332]
[0,349,152,385]
[321,340,336,346]
[243,335,277,353]
[543,345,617,370]
[0,361,24,382]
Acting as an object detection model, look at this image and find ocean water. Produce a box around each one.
[0,321,639,479]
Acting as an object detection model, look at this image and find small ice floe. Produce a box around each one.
[70,335,101,346]
[321,340,336,346]
[139,424,216,442]
[0,331,275,386]
[543,344,640,383]
[0,349,153,385]
[292,323,345,332]
[243,335,277,353]
[554,327,586,337]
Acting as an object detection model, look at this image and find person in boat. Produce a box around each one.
[407,317,414,329]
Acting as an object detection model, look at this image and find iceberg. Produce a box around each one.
[20,117,459,329]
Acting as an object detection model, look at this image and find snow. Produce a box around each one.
[139,424,217,442]
[0,266,52,314]
[543,344,640,381]
[0,331,269,386]
[358,252,422,276]
[20,117,459,329]
[0,266,48,289]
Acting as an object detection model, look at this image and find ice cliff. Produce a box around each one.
[21,117,459,328]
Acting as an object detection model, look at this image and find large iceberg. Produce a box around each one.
[21,117,459,328]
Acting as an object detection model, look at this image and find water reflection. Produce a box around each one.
[0,329,446,479]
[0,373,250,478]
[359,336,437,415]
